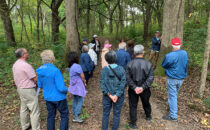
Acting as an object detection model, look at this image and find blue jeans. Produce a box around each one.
[102,94,124,130]
[46,99,69,130]
[72,95,84,118]
[167,78,184,119]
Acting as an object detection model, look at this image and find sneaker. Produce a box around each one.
[146,116,152,123]
[129,123,138,130]
[162,115,177,122]
[73,117,83,123]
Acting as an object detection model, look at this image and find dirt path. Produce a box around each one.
[66,62,199,130]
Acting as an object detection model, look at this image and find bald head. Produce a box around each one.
[15,48,28,60]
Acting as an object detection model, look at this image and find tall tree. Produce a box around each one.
[65,0,80,54]
[103,0,120,33]
[86,0,90,37]
[143,0,152,41]
[0,0,16,46]
[51,0,63,44]
[161,0,185,48]
[199,12,210,98]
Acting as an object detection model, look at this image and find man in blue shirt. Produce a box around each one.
[161,38,188,122]
[149,31,162,69]
[116,42,131,70]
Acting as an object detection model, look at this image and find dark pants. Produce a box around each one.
[128,88,151,125]
[84,72,91,84]
[102,94,124,130]
[46,99,69,130]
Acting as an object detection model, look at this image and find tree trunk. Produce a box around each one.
[37,0,41,43]
[65,0,80,54]
[143,0,152,41]
[99,13,104,35]
[86,0,90,37]
[199,12,210,98]
[0,0,16,46]
[51,0,63,44]
[161,0,185,48]
[109,14,113,33]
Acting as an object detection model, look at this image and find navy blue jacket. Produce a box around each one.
[151,37,161,51]
[116,49,131,69]
[80,52,94,72]
[161,50,188,79]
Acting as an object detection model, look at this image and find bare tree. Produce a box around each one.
[0,0,16,46]
[65,0,80,54]
[199,12,210,98]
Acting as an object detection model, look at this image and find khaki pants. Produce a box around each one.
[149,50,159,69]
[17,88,41,130]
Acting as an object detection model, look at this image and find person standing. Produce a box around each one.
[149,31,161,69]
[68,52,86,123]
[127,40,135,59]
[80,38,89,52]
[100,51,126,130]
[91,34,101,58]
[12,48,41,130]
[36,50,69,130]
[88,43,98,66]
[80,45,94,84]
[126,45,154,129]
[161,38,188,122]
[101,43,112,68]
[116,42,131,70]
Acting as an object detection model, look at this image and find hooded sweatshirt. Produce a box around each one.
[36,63,67,101]
[101,48,109,68]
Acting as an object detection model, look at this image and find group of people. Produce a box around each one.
[12,32,188,130]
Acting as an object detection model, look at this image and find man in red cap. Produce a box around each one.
[161,38,188,121]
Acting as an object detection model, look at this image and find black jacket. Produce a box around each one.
[126,58,154,90]
[91,39,101,51]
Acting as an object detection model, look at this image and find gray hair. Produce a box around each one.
[40,50,55,64]
[134,45,144,55]
[82,45,89,53]
[15,48,26,58]
[105,51,117,64]
[119,42,126,50]
[172,45,181,50]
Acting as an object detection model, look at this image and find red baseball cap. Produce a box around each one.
[171,38,181,46]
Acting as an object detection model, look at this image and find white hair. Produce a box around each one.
[119,42,126,49]
[40,50,55,64]
[172,45,181,50]
[134,44,144,55]
[82,45,89,53]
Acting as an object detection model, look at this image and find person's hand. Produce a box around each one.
[135,87,143,94]
[112,95,118,103]
[108,94,114,101]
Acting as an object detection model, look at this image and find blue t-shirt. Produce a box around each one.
[161,50,188,79]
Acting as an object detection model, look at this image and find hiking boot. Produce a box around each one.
[129,123,138,130]
[72,117,83,123]
[162,115,177,122]
[146,116,152,123]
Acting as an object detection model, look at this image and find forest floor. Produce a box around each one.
[0,38,209,130]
